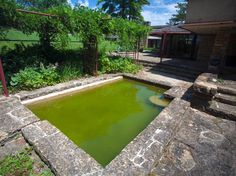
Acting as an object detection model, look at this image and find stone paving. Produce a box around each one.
[0,74,236,176]
[150,108,236,176]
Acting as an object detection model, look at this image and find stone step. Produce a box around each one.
[142,63,200,75]
[139,60,204,74]
[144,66,198,80]
[208,101,236,121]
[214,93,236,106]
[218,86,236,96]
[140,62,202,79]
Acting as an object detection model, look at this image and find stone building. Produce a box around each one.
[182,0,236,74]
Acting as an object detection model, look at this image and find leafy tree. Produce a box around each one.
[1,0,149,75]
[72,7,112,75]
[16,0,67,10]
[168,0,187,25]
[97,0,149,22]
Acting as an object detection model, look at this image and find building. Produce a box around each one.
[182,0,236,74]
[151,25,196,59]
[145,25,167,51]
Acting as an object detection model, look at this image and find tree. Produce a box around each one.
[16,0,67,10]
[97,0,149,22]
[72,7,112,75]
[168,0,187,25]
[1,0,149,75]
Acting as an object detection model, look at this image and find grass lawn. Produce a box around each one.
[0,28,83,51]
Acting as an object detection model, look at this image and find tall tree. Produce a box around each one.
[97,0,149,22]
[16,0,67,10]
[168,0,187,25]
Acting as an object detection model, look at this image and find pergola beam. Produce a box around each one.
[16,9,57,17]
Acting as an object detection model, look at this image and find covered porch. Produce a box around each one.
[151,25,197,61]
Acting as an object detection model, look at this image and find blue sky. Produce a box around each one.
[67,0,184,25]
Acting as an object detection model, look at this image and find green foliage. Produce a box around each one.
[17,0,67,10]
[58,63,83,81]
[10,64,59,90]
[98,0,149,22]
[0,148,53,176]
[1,0,148,81]
[8,58,83,91]
[100,56,141,74]
[111,18,150,51]
[168,0,187,25]
[98,40,118,56]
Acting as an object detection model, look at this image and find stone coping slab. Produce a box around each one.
[123,73,172,88]
[12,74,176,104]
[21,76,123,105]
[0,97,39,138]
[21,98,189,175]
[15,74,122,101]
[22,121,103,176]
[164,85,192,100]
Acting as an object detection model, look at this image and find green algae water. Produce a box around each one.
[27,79,168,166]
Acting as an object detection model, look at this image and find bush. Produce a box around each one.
[100,56,141,74]
[98,40,118,56]
[58,63,83,82]
[9,62,84,91]
[10,64,59,90]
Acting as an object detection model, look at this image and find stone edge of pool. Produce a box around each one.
[3,74,190,175]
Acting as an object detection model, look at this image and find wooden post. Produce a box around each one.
[160,32,167,63]
[0,58,9,97]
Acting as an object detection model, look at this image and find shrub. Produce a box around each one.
[10,64,59,90]
[100,56,141,74]
[98,40,118,56]
[58,63,83,82]
[9,61,84,91]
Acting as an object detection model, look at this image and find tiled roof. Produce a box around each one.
[151,25,192,35]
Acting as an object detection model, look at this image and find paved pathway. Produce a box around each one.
[137,52,208,70]
[150,107,236,176]
[113,52,208,71]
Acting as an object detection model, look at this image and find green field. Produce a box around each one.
[0,28,82,52]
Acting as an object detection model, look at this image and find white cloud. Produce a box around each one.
[67,0,74,7]
[77,0,89,7]
[142,10,173,25]
[142,0,178,25]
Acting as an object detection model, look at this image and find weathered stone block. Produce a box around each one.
[22,121,102,176]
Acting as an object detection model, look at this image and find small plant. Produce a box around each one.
[10,64,59,90]
[58,63,83,82]
[98,40,118,56]
[100,56,141,74]
[0,148,53,176]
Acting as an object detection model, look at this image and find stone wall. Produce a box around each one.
[208,28,231,72]
[186,0,236,23]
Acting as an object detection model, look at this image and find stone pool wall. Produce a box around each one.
[1,74,235,176]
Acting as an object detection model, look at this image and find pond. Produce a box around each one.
[27,78,169,166]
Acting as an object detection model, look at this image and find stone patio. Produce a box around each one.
[0,74,235,176]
